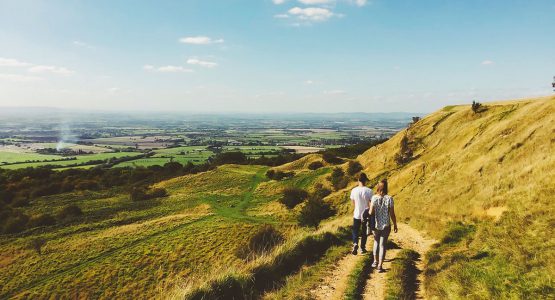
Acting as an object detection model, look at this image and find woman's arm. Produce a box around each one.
[390,201,398,233]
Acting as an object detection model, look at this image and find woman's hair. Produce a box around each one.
[358,173,369,184]
[375,179,388,196]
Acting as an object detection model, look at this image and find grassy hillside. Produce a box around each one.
[0,164,338,299]
[355,96,555,298]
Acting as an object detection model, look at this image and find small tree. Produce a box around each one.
[322,152,343,164]
[347,161,363,176]
[308,161,324,170]
[395,135,413,165]
[298,197,336,227]
[312,183,332,200]
[235,225,284,259]
[29,238,47,255]
[57,205,83,221]
[280,188,309,209]
[471,101,482,113]
[329,167,348,190]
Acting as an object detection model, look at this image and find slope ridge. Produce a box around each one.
[356,95,555,298]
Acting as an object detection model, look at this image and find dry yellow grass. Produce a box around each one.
[272,153,327,172]
[354,95,555,298]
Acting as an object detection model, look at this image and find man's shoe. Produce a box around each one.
[361,248,368,254]
[351,244,358,255]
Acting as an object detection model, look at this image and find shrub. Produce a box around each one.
[308,161,324,170]
[0,190,15,204]
[28,238,47,255]
[3,214,29,234]
[235,225,284,259]
[74,180,100,191]
[130,187,168,201]
[347,160,363,176]
[329,167,348,190]
[471,101,483,113]
[395,135,413,166]
[12,199,30,207]
[266,170,294,181]
[149,188,168,198]
[28,213,56,227]
[212,151,248,165]
[57,204,83,221]
[441,222,475,244]
[298,196,336,227]
[312,183,332,200]
[280,188,309,209]
[322,152,343,164]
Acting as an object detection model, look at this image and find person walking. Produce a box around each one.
[350,173,373,255]
[369,179,398,272]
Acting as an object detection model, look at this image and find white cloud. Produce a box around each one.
[353,0,367,6]
[304,80,314,84]
[28,65,74,75]
[0,57,74,76]
[179,36,224,45]
[143,64,193,73]
[0,73,43,82]
[272,0,287,3]
[157,66,193,73]
[298,0,333,4]
[107,87,120,93]
[288,7,334,21]
[324,89,346,95]
[0,57,32,67]
[481,60,494,65]
[274,14,290,18]
[186,58,218,68]
[72,40,95,49]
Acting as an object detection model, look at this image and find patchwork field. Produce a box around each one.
[0,152,141,170]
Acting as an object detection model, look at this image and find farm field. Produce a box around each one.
[0,152,141,170]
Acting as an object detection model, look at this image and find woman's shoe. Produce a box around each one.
[351,244,358,255]
[371,261,378,268]
[378,266,385,273]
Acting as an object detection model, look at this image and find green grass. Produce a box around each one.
[0,151,61,164]
[344,253,373,300]
[0,164,303,299]
[182,229,348,300]
[384,249,419,300]
[263,244,349,299]
[0,152,140,169]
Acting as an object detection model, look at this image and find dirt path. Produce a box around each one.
[391,223,436,299]
[363,223,437,300]
[362,247,401,300]
[310,251,365,300]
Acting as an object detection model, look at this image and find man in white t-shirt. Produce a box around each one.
[350,172,373,255]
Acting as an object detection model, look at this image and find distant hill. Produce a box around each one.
[356,95,555,298]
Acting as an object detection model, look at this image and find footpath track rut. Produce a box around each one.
[310,251,365,299]
[310,222,436,300]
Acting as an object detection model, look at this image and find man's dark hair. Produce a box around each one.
[358,173,369,184]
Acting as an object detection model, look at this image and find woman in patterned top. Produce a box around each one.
[369,179,398,272]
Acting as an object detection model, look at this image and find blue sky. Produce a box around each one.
[0,0,553,113]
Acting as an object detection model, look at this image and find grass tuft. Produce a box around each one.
[384,249,420,300]
[344,253,373,300]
